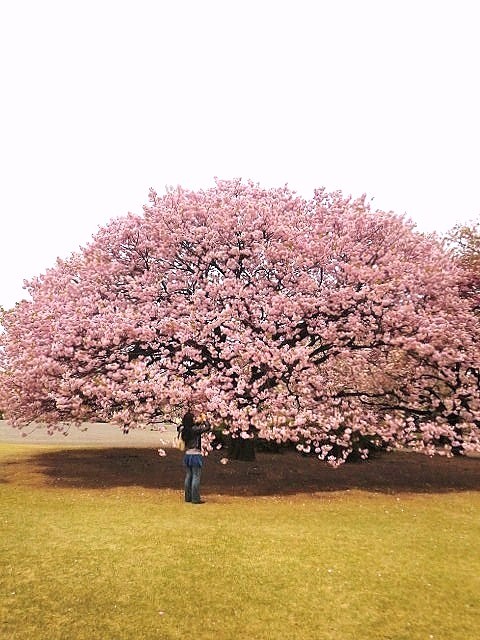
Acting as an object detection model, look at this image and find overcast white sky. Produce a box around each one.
[1,0,479,309]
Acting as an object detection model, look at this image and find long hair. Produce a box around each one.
[179,411,195,442]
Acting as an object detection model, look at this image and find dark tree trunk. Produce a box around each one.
[445,415,465,456]
[227,437,256,461]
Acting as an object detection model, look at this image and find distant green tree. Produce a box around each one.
[446,219,480,311]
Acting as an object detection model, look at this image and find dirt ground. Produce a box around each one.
[2,420,479,496]
[0,419,176,447]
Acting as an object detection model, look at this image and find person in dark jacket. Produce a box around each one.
[179,411,210,504]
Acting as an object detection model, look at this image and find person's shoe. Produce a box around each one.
[192,500,206,504]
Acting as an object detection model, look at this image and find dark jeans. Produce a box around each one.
[184,463,202,503]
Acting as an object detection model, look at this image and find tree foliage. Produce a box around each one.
[1,180,480,464]
[445,219,480,311]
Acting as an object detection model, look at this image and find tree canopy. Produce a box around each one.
[1,180,479,464]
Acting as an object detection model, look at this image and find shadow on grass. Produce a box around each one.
[6,447,480,495]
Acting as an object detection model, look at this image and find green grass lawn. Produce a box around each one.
[1,443,479,640]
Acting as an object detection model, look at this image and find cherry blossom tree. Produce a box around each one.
[1,180,480,464]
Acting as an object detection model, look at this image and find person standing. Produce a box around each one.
[179,411,210,504]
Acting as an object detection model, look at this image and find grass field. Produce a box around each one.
[1,443,479,640]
